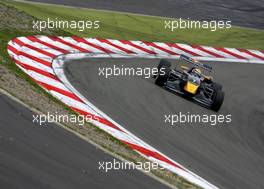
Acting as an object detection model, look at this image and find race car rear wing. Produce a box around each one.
[179,54,212,72]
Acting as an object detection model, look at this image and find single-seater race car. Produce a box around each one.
[154,54,224,111]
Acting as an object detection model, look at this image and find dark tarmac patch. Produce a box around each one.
[65,57,264,189]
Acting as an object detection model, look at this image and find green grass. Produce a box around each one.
[3,0,264,50]
[0,2,72,108]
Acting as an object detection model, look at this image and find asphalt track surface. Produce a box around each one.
[65,58,264,189]
[28,0,264,29]
[0,93,169,189]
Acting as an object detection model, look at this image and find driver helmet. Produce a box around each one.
[192,68,202,77]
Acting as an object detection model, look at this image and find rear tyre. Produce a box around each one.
[153,59,171,78]
[155,67,170,86]
[157,59,171,71]
[211,90,225,112]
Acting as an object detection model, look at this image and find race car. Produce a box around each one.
[154,54,224,111]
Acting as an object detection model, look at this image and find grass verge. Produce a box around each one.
[3,0,264,50]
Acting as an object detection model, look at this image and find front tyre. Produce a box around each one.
[211,90,225,112]
[211,82,223,91]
